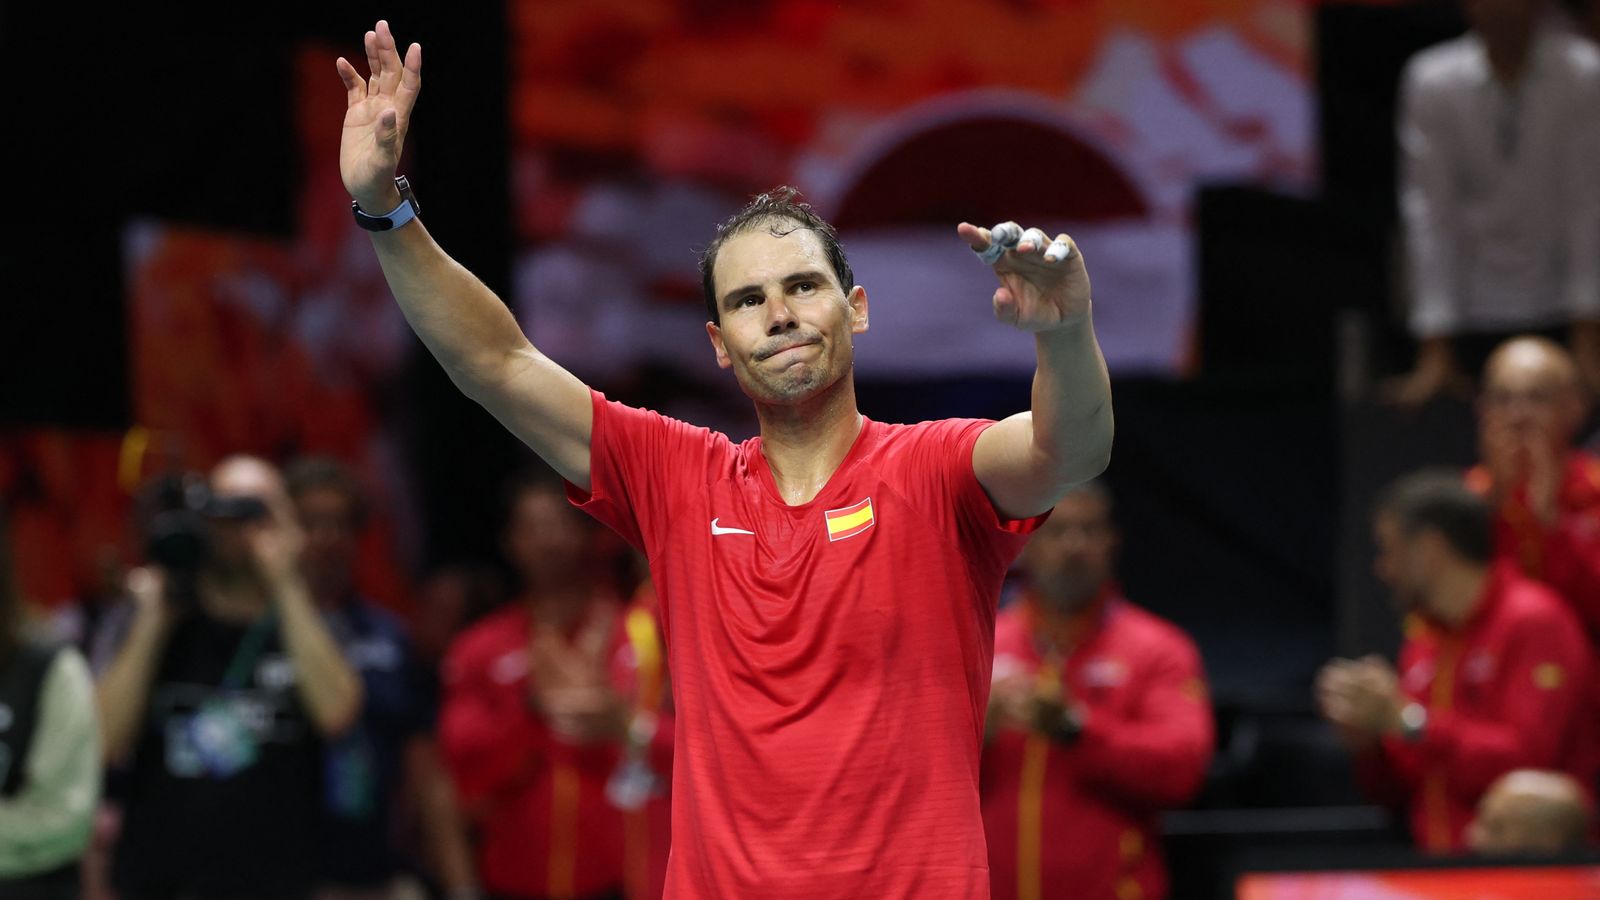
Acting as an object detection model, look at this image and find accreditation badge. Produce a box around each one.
[185,698,260,778]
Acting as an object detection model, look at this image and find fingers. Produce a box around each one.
[395,42,423,115]
[1044,233,1074,263]
[364,30,382,94]
[1018,227,1050,256]
[377,20,405,92]
[966,221,1075,267]
[335,57,367,107]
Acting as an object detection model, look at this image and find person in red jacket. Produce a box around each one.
[982,483,1213,900]
[1466,336,1600,641]
[440,474,671,900]
[1318,469,1599,852]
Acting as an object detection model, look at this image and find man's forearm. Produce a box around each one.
[1030,309,1113,485]
[272,578,363,736]
[95,606,168,763]
[368,220,532,396]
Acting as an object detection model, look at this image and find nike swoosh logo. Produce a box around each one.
[711,518,755,536]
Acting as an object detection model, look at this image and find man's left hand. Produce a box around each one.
[959,221,1092,331]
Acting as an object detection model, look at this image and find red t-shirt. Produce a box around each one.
[569,391,1044,898]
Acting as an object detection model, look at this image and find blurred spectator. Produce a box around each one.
[1465,337,1600,641]
[412,564,504,669]
[1388,0,1600,406]
[0,513,100,899]
[1318,470,1599,852]
[1468,769,1594,854]
[440,472,671,900]
[286,456,474,900]
[981,484,1213,900]
[96,456,363,900]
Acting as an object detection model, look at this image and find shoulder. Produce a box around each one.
[1498,572,1584,634]
[1545,29,1600,79]
[444,606,524,672]
[1109,601,1203,664]
[595,391,734,452]
[869,417,995,464]
[1403,35,1479,91]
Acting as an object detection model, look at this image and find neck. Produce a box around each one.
[309,575,352,610]
[1029,583,1104,648]
[526,584,591,630]
[200,569,271,624]
[1483,20,1539,85]
[1427,562,1491,629]
[755,376,863,506]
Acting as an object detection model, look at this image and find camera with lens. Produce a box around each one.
[139,473,271,607]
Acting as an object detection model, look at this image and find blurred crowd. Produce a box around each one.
[4,1,1600,899]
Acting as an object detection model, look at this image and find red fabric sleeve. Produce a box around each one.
[566,390,721,555]
[1070,634,1214,810]
[1538,515,1600,639]
[437,639,547,815]
[1391,611,1592,799]
[896,419,1049,577]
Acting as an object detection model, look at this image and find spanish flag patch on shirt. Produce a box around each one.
[825,497,876,542]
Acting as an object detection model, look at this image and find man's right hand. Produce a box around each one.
[336,20,421,212]
[1383,338,1471,410]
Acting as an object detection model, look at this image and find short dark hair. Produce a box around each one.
[699,186,854,325]
[499,464,589,532]
[1375,469,1493,564]
[285,456,369,527]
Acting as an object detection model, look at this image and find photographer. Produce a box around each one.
[96,456,363,900]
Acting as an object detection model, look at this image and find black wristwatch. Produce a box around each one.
[1048,704,1086,745]
[351,176,421,232]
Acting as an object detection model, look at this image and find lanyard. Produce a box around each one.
[219,613,277,690]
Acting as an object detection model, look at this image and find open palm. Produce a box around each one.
[335,20,422,211]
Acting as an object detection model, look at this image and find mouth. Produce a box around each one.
[758,339,820,362]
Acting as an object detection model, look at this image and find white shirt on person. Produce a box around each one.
[1400,20,1600,337]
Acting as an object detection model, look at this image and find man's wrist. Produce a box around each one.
[1046,703,1086,745]
[354,184,404,215]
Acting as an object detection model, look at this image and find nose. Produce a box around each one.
[765,292,797,336]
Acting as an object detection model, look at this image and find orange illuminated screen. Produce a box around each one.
[1237,867,1600,900]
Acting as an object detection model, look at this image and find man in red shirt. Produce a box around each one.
[1317,470,1598,852]
[1466,336,1600,640]
[440,475,672,900]
[338,20,1112,898]
[982,483,1212,900]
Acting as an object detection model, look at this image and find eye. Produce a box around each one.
[739,295,761,308]
[796,281,815,293]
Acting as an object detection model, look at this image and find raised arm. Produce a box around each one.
[960,222,1113,520]
[336,20,593,489]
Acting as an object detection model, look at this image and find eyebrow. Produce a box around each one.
[721,270,831,309]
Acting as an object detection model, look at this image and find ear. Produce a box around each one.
[706,321,732,369]
[848,285,869,334]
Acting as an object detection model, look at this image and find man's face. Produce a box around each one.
[294,487,359,595]
[706,226,868,406]
[1022,492,1116,613]
[1479,355,1579,450]
[1462,0,1545,39]
[208,462,285,574]
[504,489,589,585]
[1373,513,1429,616]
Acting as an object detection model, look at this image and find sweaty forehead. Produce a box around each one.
[712,226,831,297]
